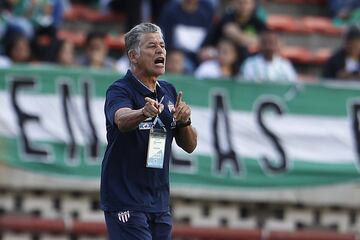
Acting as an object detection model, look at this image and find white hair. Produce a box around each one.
[124,22,164,55]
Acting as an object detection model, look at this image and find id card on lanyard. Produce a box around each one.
[146,113,167,169]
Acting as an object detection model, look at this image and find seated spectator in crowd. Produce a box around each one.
[200,0,267,62]
[1,0,66,40]
[322,25,360,81]
[3,33,32,64]
[77,31,113,69]
[329,0,360,26]
[56,39,75,66]
[32,26,60,62]
[195,38,240,79]
[108,0,169,31]
[240,31,297,82]
[0,0,34,39]
[166,48,186,75]
[158,0,214,72]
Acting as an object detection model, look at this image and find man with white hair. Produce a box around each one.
[101,22,197,240]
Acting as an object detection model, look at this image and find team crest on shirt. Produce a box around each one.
[118,211,130,223]
[167,100,174,112]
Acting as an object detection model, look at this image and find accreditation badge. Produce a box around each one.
[146,127,166,169]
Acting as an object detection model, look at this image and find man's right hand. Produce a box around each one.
[142,97,164,118]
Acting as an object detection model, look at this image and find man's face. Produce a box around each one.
[134,32,166,77]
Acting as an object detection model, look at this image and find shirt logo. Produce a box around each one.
[168,101,176,128]
[168,101,174,113]
[118,211,130,223]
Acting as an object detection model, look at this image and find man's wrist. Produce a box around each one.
[177,118,191,128]
[141,108,149,118]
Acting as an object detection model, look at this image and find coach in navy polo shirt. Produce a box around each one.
[101,23,197,240]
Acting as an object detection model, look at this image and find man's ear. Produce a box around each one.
[128,50,138,65]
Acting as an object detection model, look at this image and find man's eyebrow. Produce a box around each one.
[146,41,165,45]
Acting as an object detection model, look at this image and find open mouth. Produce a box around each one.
[154,57,165,66]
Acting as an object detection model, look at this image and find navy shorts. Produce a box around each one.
[104,211,172,240]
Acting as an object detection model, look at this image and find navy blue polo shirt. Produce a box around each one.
[100,70,178,213]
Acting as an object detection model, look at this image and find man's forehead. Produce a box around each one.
[140,33,164,44]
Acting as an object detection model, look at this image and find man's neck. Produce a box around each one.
[131,68,157,92]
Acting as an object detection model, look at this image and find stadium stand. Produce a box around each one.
[55,0,341,78]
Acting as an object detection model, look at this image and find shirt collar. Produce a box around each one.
[127,70,165,99]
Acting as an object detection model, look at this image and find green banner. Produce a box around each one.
[1,65,360,189]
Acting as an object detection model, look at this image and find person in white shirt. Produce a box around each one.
[240,31,297,82]
[195,38,240,79]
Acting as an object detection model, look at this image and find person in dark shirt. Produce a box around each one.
[204,0,267,47]
[158,0,214,71]
[200,0,267,66]
[322,25,360,81]
[101,22,197,240]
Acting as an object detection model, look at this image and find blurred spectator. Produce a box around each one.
[239,31,297,82]
[0,0,35,39]
[114,55,130,73]
[166,48,186,75]
[158,0,215,71]
[329,0,360,26]
[0,56,11,67]
[195,38,240,79]
[107,0,169,31]
[322,25,360,81]
[52,0,70,28]
[107,0,141,31]
[56,39,75,66]
[77,31,114,69]
[200,0,267,62]
[3,33,32,64]
[32,26,60,62]
[1,0,66,39]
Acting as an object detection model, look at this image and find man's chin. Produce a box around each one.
[154,69,166,77]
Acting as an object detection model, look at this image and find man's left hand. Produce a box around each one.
[172,91,191,123]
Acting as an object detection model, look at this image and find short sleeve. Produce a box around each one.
[105,85,133,126]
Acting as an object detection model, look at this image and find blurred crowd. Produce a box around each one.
[0,0,359,82]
